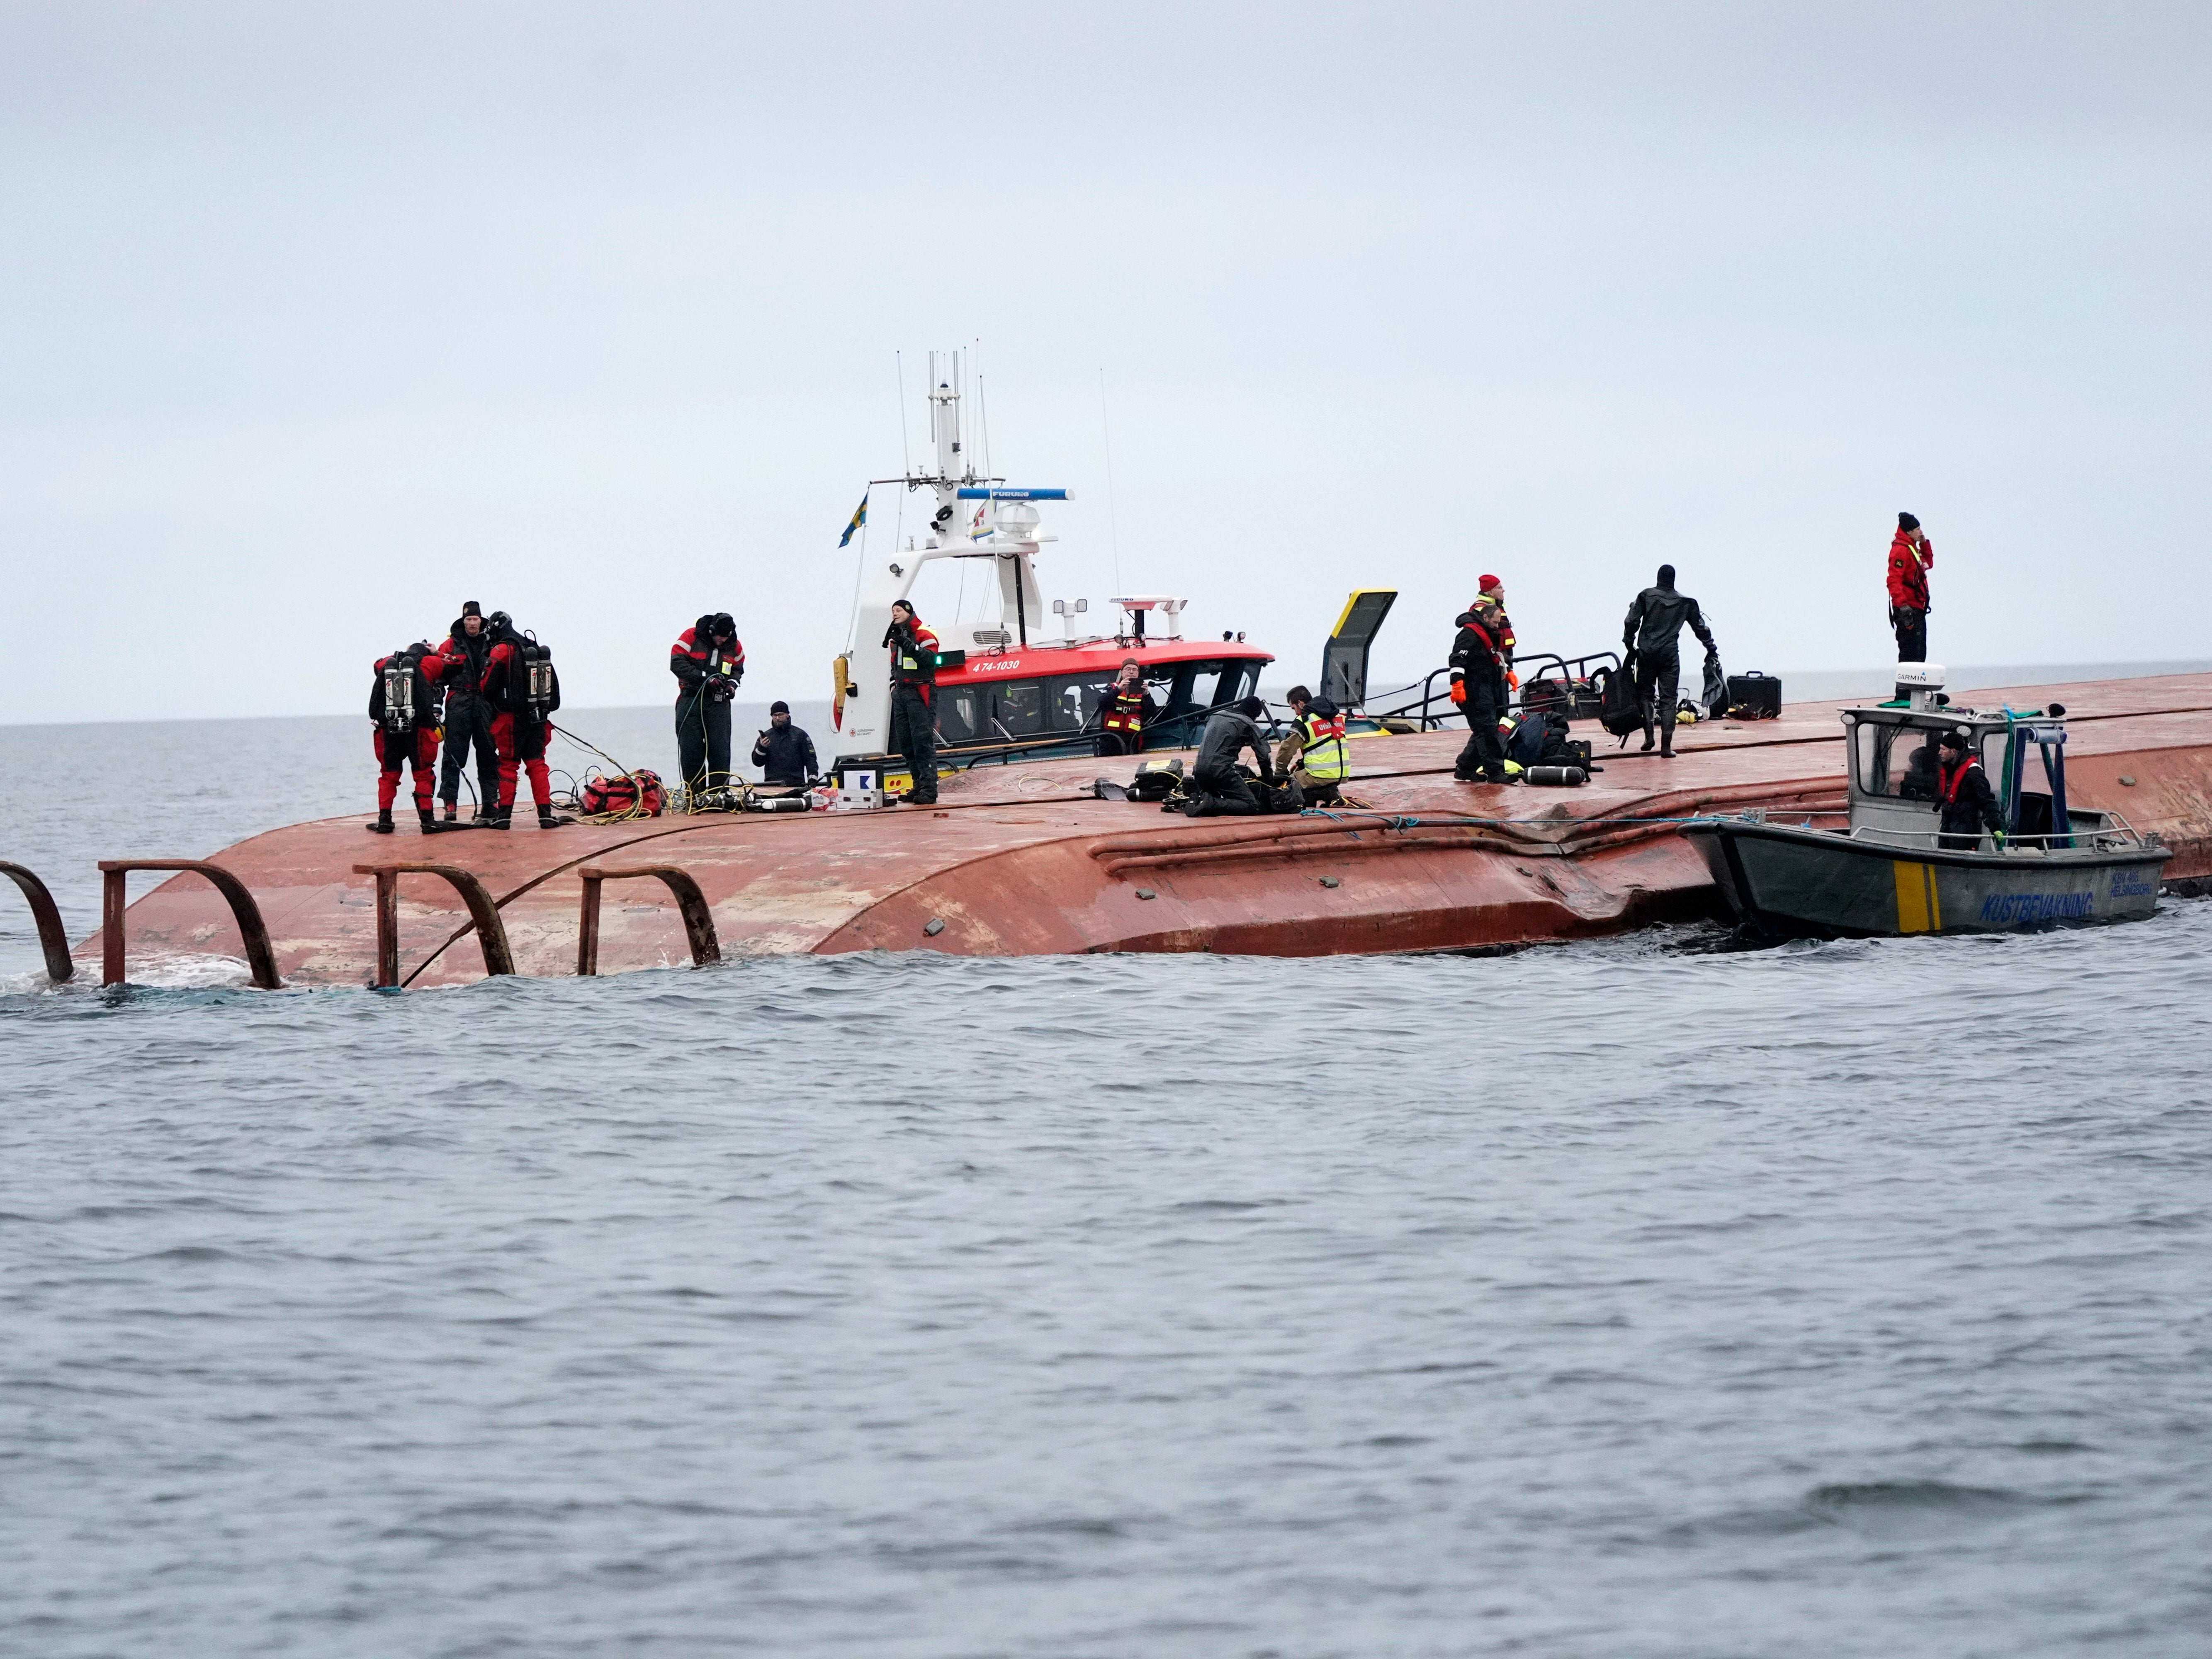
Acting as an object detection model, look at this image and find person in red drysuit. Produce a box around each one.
[1887,512,1934,662]
[479,612,572,830]
[367,643,450,834]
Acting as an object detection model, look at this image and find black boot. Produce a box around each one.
[367,809,395,834]
[442,801,459,822]
[1640,727,1656,752]
[490,805,512,831]
[418,807,447,833]
[537,805,574,829]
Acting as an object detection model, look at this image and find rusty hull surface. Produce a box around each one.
[78,674,2212,986]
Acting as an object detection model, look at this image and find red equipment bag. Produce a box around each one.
[579,769,667,817]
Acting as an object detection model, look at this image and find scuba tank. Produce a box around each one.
[378,650,419,735]
[1525,765,1588,787]
[520,643,555,718]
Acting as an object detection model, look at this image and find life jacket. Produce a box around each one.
[1449,617,1500,705]
[1296,710,1349,782]
[369,648,440,734]
[579,769,667,818]
[890,621,941,686]
[1101,686,1147,734]
[1939,754,1981,805]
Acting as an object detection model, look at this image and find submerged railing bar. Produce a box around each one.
[352,864,515,988]
[575,865,720,975]
[96,860,282,990]
[0,861,74,984]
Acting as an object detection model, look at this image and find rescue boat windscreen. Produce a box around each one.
[933,658,1264,745]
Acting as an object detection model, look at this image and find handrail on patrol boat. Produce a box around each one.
[98,859,283,989]
[575,865,720,976]
[0,860,74,984]
[352,863,514,988]
[1830,822,2146,854]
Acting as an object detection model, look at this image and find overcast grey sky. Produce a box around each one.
[3,2,2205,724]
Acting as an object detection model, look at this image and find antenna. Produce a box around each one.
[1099,368,1125,594]
[896,351,912,478]
[974,336,992,483]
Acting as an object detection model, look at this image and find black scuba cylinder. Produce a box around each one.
[1525,765,1588,787]
[379,653,418,734]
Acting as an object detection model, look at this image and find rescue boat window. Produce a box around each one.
[934,687,980,744]
[1159,660,1228,728]
[1047,675,1113,733]
[1852,720,1878,793]
[984,681,1045,738]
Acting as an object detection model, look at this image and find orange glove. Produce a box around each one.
[1505,670,1520,691]
[1448,678,1467,706]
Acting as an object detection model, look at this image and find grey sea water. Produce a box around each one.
[4,689,2211,1657]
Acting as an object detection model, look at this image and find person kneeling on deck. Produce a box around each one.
[1189,696,1279,815]
[1621,564,1718,758]
[481,613,572,830]
[1936,727,2007,851]
[1097,659,1155,757]
[367,643,452,834]
[751,701,820,788]
[672,612,744,798]
[1450,601,1514,786]
[1274,687,1349,805]
[885,600,942,806]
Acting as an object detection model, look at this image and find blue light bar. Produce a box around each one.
[954,487,1068,501]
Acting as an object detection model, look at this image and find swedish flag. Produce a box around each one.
[838,491,868,547]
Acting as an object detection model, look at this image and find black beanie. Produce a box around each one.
[1657,563,1676,587]
[770,700,790,715]
[1237,695,1264,718]
[1898,512,1920,531]
[461,600,481,618]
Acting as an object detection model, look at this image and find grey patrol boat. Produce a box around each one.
[1682,665,2169,938]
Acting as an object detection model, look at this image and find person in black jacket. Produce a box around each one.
[750,701,819,787]
[436,601,498,823]
[1621,564,1718,758]
[1450,600,1513,785]
[1189,696,1276,814]
[1935,728,2007,850]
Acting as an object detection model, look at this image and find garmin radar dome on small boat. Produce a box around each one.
[829,353,1273,780]
[1683,693,2169,939]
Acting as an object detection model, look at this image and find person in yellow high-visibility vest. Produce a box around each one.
[1285,693,1350,804]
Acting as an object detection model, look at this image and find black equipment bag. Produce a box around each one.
[1726,671,1782,719]
[1126,758,1186,801]
[1592,662,1643,741]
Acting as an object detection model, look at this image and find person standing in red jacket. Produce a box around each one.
[479,613,572,830]
[1887,512,1934,663]
[367,643,451,835]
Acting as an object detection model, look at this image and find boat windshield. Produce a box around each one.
[1855,722,1944,800]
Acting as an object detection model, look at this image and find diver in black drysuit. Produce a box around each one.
[1189,697,1277,815]
[1621,564,1718,757]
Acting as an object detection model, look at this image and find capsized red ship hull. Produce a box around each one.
[78,674,2212,987]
